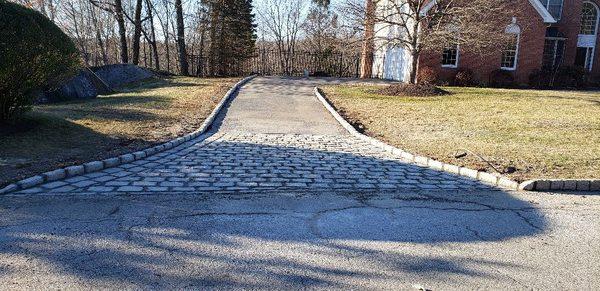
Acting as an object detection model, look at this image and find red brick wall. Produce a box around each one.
[558,0,584,67]
[418,0,548,86]
[545,0,600,78]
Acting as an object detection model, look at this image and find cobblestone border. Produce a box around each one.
[519,179,600,192]
[0,75,256,195]
[314,87,522,191]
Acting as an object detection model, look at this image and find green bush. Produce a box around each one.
[529,67,590,89]
[489,69,516,88]
[0,1,80,123]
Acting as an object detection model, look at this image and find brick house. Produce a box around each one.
[372,0,600,85]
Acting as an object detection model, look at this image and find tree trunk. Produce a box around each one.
[145,0,160,70]
[175,0,189,75]
[359,0,375,79]
[115,0,128,63]
[197,28,206,76]
[408,17,421,84]
[131,0,143,65]
[89,5,109,65]
[409,50,419,84]
[208,3,220,76]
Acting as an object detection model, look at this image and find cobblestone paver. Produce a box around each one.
[16,77,496,194]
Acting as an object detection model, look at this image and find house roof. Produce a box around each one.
[420,0,557,24]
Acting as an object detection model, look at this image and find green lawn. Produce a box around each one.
[0,76,239,186]
[321,85,600,182]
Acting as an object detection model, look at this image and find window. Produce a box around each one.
[575,47,595,71]
[442,44,459,68]
[501,22,521,71]
[580,2,599,35]
[540,0,564,20]
[543,38,566,70]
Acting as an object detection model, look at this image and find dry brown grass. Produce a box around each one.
[0,76,239,186]
[322,84,600,182]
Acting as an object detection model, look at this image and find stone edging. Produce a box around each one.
[313,87,522,191]
[518,179,600,191]
[315,87,600,193]
[0,75,256,195]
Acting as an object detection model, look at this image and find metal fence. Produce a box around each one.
[188,49,361,77]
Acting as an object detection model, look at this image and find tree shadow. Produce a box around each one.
[0,76,549,288]
[0,136,547,288]
[0,115,157,187]
[117,77,211,93]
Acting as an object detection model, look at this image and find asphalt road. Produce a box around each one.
[1,190,599,289]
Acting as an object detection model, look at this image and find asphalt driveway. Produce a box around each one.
[1,77,598,289]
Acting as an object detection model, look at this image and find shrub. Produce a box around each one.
[529,67,590,89]
[489,69,516,88]
[453,68,476,87]
[528,69,552,88]
[554,66,589,88]
[376,83,450,97]
[417,66,438,85]
[0,1,81,123]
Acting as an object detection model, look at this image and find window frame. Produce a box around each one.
[541,0,564,20]
[501,33,521,71]
[580,1,600,36]
[542,37,566,70]
[441,44,460,68]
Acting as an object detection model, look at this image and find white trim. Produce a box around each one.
[579,1,600,36]
[441,44,460,68]
[528,0,557,23]
[420,0,437,17]
[501,33,521,71]
[540,0,564,20]
[578,1,600,71]
[586,47,595,71]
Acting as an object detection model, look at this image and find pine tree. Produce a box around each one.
[204,0,256,76]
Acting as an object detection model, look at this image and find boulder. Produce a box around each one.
[92,64,154,88]
[39,64,154,103]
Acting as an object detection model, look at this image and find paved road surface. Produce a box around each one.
[1,77,599,289]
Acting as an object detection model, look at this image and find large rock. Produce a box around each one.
[42,69,110,103]
[39,64,154,103]
[92,64,154,88]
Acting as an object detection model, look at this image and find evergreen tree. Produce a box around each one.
[204,0,256,76]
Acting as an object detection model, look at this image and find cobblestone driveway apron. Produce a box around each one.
[17,77,495,194]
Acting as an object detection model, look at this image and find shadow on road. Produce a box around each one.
[0,142,546,288]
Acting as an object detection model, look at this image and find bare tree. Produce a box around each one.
[144,0,160,70]
[258,0,306,75]
[302,3,338,54]
[174,0,189,75]
[89,0,129,63]
[131,0,143,65]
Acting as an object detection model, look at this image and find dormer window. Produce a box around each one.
[540,0,564,20]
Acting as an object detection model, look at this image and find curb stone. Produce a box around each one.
[519,179,600,192]
[0,75,256,195]
[314,87,600,193]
